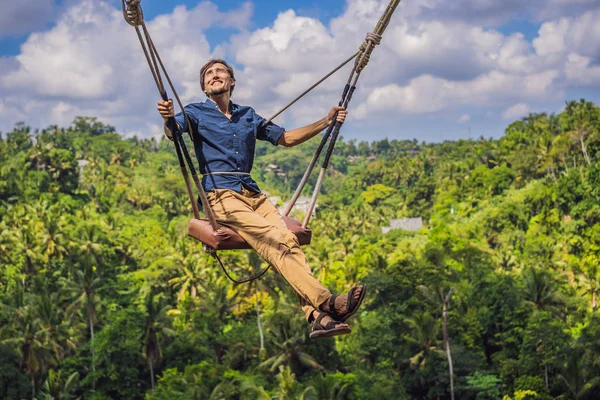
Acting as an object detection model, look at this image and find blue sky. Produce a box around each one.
[1,0,599,142]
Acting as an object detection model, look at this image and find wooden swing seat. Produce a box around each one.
[187,216,312,250]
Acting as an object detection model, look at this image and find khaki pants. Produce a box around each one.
[206,187,331,320]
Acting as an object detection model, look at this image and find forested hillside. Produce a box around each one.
[1,99,600,400]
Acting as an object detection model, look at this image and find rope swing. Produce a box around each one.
[121,0,402,283]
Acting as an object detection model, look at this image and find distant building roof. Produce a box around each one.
[280,197,316,218]
[382,218,423,234]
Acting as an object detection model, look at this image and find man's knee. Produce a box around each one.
[283,230,301,249]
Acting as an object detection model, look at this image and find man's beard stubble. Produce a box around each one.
[206,85,229,97]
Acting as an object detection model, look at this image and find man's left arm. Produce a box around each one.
[277,106,347,147]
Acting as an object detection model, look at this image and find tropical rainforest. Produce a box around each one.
[1,99,600,400]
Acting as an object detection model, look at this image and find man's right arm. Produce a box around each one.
[157,99,176,138]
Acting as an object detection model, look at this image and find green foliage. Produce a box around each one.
[513,376,549,399]
[465,371,501,399]
[0,344,32,399]
[1,102,599,399]
[92,307,147,399]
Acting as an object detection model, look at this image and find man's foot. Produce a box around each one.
[321,284,367,322]
[309,312,351,340]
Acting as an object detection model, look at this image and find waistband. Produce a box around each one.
[203,172,251,176]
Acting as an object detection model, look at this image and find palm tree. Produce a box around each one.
[1,210,46,280]
[38,369,80,400]
[38,205,68,261]
[578,262,600,310]
[417,285,455,400]
[166,251,209,301]
[33,286,76,362]
[160,233,212,302]
[522,267,565,318]
[75,221,108,266]
[558,350,600,399]
[61,262,104,391]
[258,300,324,374]
[302,372,354,400]
[142,292,173,388]
[0,290,56,400]
[404,311,443,369]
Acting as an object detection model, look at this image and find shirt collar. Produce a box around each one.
[204,97,238,113]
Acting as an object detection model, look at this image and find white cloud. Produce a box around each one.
[565,53,600,87]
[533,10,600,60]
[502,103,531,120]
[0,0,252,133]
[0,0,599,141]
[353,70,559,117]
[457,114,470,123]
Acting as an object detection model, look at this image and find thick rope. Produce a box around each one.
[355,32,382,72]
[122,0,143,26]
[212,251,271,284]
[123,0,272,284]
[121,0,219,231]
[288,0,402,226]
[122,0,401,279]
[263,52,359,126]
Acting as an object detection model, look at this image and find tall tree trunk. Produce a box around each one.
[88,299,96,391]
[443,302,455,400]
[579,135,591,166]
[31,374,35,400]
[255,289,264,352]
[592,291,597,310]
[562,157,569,173]
[545,364,549,389]
[149,358,155,389]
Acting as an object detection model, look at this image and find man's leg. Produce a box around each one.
[250,193,365,327]
[207,189,330,319]
[252,193,320,321]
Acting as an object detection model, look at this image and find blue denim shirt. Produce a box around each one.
[174,98,285,193]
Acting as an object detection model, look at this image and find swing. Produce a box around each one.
[121,0,401,282]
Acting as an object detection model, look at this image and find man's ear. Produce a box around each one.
[230,78,236,87]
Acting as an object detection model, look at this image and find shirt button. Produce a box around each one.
[236,151,239,154]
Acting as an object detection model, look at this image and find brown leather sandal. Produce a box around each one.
[327,284,367,322]
[309,313,351,339]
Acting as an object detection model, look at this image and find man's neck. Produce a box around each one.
[210,93,231,115]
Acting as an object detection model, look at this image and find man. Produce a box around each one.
[158,59,366,339]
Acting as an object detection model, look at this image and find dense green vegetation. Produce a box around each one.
[1,99,600,399]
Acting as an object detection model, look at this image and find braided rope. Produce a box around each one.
[122,0,143,26]
[299,0,402,225]
[121,0,274,284]
[355,32,382,72]
[120,0,220,231]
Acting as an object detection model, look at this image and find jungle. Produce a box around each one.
[1,99,600,400]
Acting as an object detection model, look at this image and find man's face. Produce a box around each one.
[203,63,234,97]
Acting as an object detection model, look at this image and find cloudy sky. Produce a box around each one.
[0,0,599,142]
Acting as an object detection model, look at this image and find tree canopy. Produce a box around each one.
[1,99,600,399]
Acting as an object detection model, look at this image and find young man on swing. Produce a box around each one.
[157,59,366,339]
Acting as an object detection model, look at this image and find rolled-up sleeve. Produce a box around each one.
[255,112,285,146]
[174,106,199,135]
